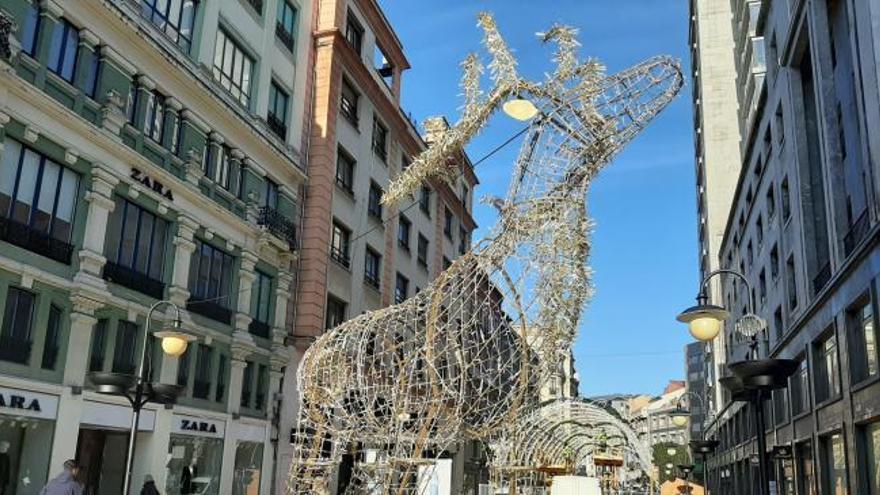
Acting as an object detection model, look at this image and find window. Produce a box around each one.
[0,288,35,364]
[103,197,169,293]
[275,0,296,51]
[48,19,79,83]
[193,344,213,399]
[786,255,798,310]
[144,91,167,143]
[821,433,847,495]
[204,143,232,190]
[756,215,764,247]
[255,364,268,411]
[176,346,190,387]
[212,29,254,107]
[21,2,40,57]
[89,319,108,372]
[417,234,429,268]
[767,186,776,218]
[398,215,411,250]
[368,182,383,219]
[759,270,767,305]
[791,357,810,415]
[814,332,841,402]
[774,306,784,342]
[215,354,226,402]
[395,273,408,304]
[345,10,363,55]
[797,441,816,495]
[141,0,197,53]
[325,295,346,330]
[849,297,878,383]
[340,78,359,127]
[112,321,138,375]
[188,240,235,322]
[861,422,880,494]
[241,361,254,408]
[330,220,351,267]
[444,208,454,239]
[335,148,355,193]
[83,50,101,99]
[364,247,381,288]
[374,44,393,87]
[267,82,289,139]
[0,138,81,256]
[41,304,62,370]
[781,177,791,221]
[461,184,469,208]
[251,270,272,328]
[419,186,431,216]
[458,226,468,254]
[773,388,789,425]
[770,245,780,279]
[262,180,279,212]
[372,117,388,161]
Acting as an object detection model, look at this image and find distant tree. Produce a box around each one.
[652,442,691,483]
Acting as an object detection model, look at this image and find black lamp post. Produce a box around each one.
[87,300,195,495]
[678,463,694,494]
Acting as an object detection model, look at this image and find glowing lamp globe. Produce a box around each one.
[155,330,194,357]
[670,407,690,427]
[666,447,677,456]
[677,302,729,342]
[502,98,539,121]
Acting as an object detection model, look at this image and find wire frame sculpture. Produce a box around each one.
[488,398,655,493]
[288,13,682,495]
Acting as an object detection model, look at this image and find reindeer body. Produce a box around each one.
[287,14,683,495]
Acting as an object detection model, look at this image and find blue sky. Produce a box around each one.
[379,1,698,396]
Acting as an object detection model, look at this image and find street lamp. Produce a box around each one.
[502,96,539,121]
[666,447,677,456]
[88,300,195,495]
[678,269,798,495]
[678,464,694,493]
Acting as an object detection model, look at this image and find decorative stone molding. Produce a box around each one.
[78,29,100,48]
[157,201,170,215]
[240,249,259,273]
[208,131,225,145]
[184,148,205,186]
[167,285,190,307]
[39,0,63,21]
[23,125,38,143]
[101,89,127,136]
[126,186,140,199]
[77,248,107,277]
[64,149,79,165]
[230,148,244,161]
[136,74,157,91]
[100,46,137,76]
[0,111,10,127]
[280,184,299,202]
[245,158,266,178]
[0,8,18,63]
[231,335,257,360]
[90,162,120,198]
[176,214,200,242]
[70,293,104,316]
[234,312,253,332]
[203,228,214,240]
[180,109,210,136]
[165,97,183,112]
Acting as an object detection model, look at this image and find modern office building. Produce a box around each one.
[684,341,708,443]
[0,0,312,494]
[280,0,478,492]
[690,0,880,494]
[686,0,743,418]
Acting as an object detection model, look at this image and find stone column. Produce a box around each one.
[272,270,294,346]
[163,97,182,153]
[261,361,285,495]
[49,294,102,475]
[233,249,258,338]
[168,214,199,307]
[76,162,119,278]
[205,131,224,184]
[75,29,100,94]
[132,75,156,131]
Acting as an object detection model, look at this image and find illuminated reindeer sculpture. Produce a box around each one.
[287,13,682,495]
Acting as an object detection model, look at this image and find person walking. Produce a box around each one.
[39,460,83,495]
[140,474,160,495]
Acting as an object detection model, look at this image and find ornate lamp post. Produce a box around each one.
[88,300,195,495]
[677,269,798,495]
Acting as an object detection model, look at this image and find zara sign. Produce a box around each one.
[0,386,58,420]
[173,414,225,438]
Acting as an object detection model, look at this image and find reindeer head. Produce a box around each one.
[382,13,684,210]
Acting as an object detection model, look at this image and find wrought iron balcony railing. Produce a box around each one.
[0,336,31,365]
[187,299,232,325]
[275,22,294,51]
[102,261,166,299]
[267,112,287,140]
[330,246,351,268]
[249,319,271,339]
[0,216,74,264]
[257,206,297,249]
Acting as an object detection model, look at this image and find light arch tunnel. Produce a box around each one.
[490,397,655,481]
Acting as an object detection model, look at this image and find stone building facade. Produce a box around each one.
[0,0,312,494]
[690,0,880,494]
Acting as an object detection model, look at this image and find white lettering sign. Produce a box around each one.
[173,414,225,438]
[0,386,58,420]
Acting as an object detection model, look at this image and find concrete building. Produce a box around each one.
[687,0,743,418]
[684,342,709,443]
[631,381,688,449]
[689,0,880,493]
[283,0,478,492]
[0,0,312,494]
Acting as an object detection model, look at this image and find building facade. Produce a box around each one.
[631,381,688,449]
[687,0,744,418]
[691,0,880,494]
[0,0,313,494]
[685,341,708,443]
[281,0,478,492]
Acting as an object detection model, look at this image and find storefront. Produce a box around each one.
[231,422,267,495]
[0,386,58,495]
[166,414,226,495]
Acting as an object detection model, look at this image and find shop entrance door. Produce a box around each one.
[76,429,127,495]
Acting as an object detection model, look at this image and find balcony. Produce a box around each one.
[187,299,232,325]
[330,246,351,268]
[193,379,211,400]
[257,206,297,249]
[275,22,294,51]
[0,336,31,365]
[0,216,74,264]
[102,262,166,299]
[267,112,287,140]
[249,319,271,339]
[843,210,870,257]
